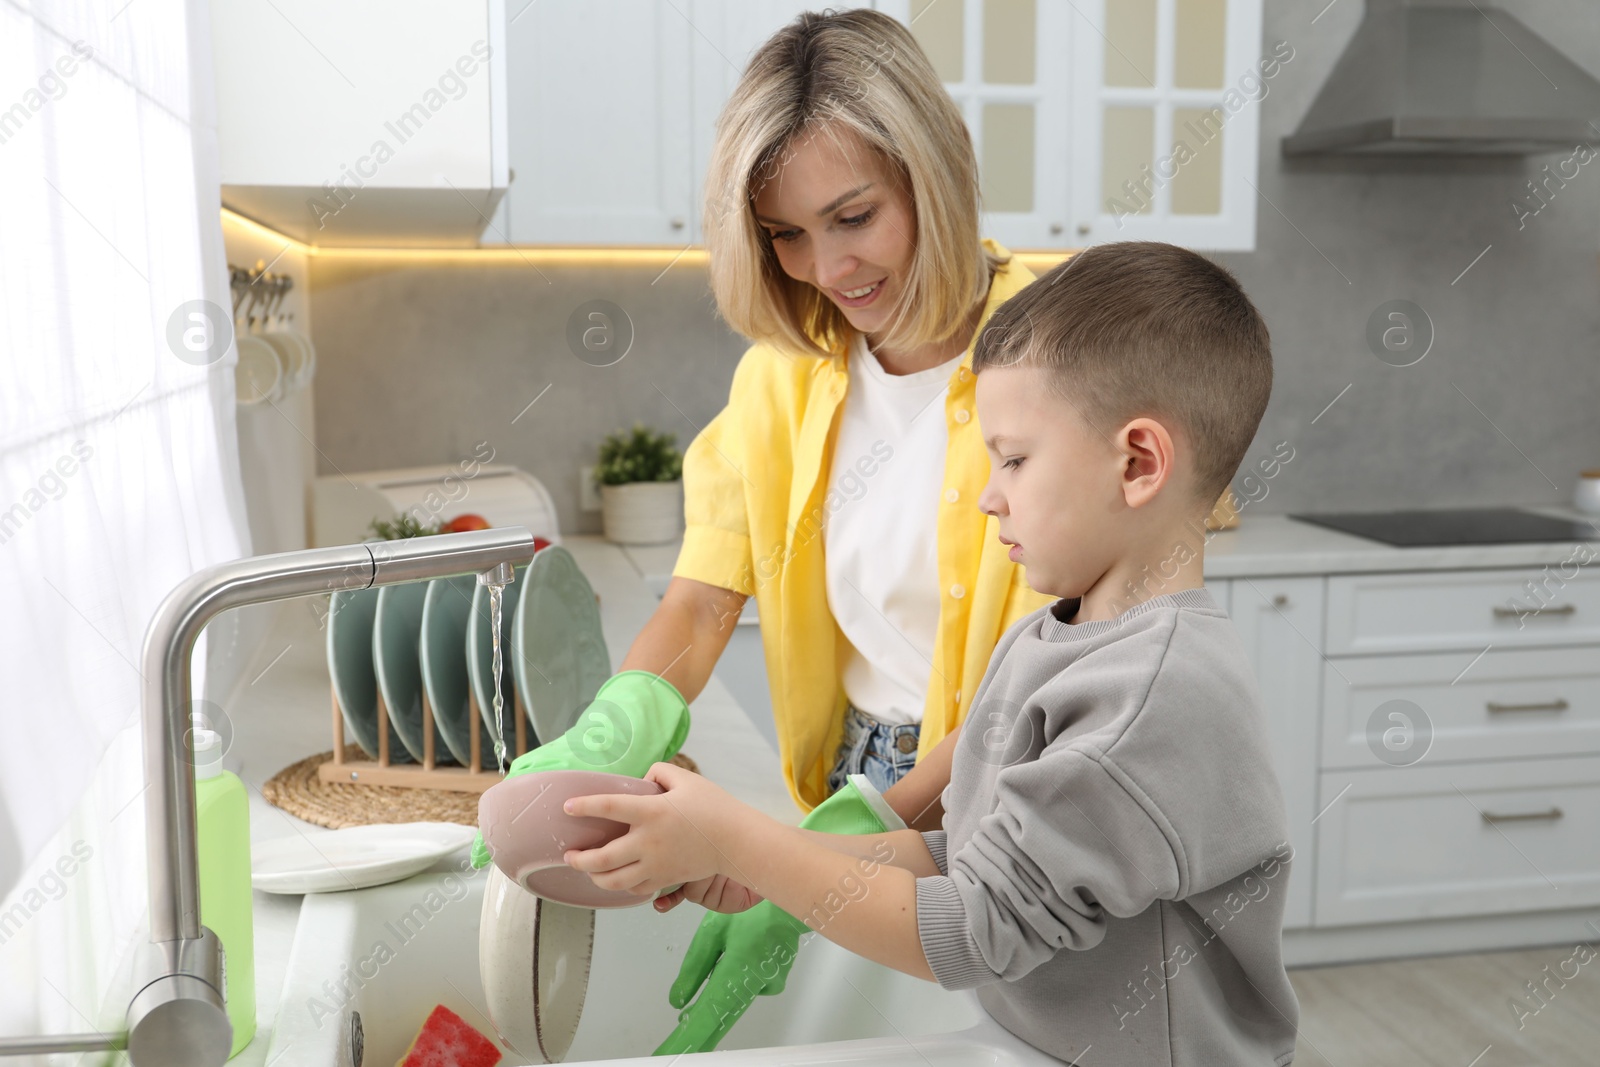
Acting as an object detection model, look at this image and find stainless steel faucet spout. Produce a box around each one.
[124,526,536,1065]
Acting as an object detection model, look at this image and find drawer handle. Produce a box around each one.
[1492,603,1575,619]
[1481,807,1563,824]
[1486,698,1570,714]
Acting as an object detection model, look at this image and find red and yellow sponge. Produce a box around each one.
[396,1005,502,1067]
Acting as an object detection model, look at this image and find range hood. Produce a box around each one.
[1283,0,1600,155]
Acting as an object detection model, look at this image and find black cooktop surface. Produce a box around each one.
[1287,507,1599,547]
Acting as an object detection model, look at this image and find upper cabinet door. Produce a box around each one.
[876,0,1073,251]
[501,0,693,244]
[687,2,821,243]
[211,0,508,246]
[1071,0,1266,251]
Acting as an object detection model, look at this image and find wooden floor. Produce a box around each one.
[1289,945,1600,1066]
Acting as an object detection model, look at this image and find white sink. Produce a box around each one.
[262,854,1057,1065]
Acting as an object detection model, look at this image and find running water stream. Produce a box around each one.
[488,579,508,772]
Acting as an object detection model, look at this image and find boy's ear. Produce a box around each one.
[1118,418,1176,508]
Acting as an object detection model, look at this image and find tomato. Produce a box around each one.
[442,513,491,532]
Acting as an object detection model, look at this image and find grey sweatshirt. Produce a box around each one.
[916,587,1299,1066]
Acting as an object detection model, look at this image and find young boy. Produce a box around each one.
[563,241,1300,1065]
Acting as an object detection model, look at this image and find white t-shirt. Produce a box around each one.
[822,330,965,726]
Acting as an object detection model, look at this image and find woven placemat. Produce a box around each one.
[262,746,701,829]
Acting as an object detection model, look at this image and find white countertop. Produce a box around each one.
[222,534,796,1066]
[626,507,1600,585]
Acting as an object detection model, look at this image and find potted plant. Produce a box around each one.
[595,422,684,545]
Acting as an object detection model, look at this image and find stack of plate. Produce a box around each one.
[326,544,612,767]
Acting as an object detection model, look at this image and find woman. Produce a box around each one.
[622,7,1052,824]
[467,10,1057,1054]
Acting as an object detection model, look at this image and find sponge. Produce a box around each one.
[396,1005,502,1067]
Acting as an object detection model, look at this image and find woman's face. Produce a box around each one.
[751,126,917,336]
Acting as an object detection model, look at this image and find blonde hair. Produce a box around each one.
[703,8,1005,360]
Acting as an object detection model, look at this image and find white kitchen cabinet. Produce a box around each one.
[880,0,1266,251]
[1321,646,1600,769]
[498,0,693,244]
[874,0,1073,250]
[1324,567,1600,656]
[499,0,1264,248]
[688,2,824,239]
[211,0,510,247]
[1223,576,1322,929]
[1314,757,1600,927]
[498,1,823,244]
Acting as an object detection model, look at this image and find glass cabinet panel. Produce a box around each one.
[983,0,1035,85]
[1170,105,1224,215]
[982,102,1035,212]
[910,0,964,82]
[1101,107,1154,217]
[1104,0,1156,88]
[1175,0,1228,89]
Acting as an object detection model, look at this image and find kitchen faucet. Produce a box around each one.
[0,527,536,1064]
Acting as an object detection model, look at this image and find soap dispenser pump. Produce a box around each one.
[192,713,257,1058]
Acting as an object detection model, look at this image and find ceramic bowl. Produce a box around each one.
[478,770,676,909]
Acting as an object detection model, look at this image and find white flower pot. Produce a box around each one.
[600,480,684,545]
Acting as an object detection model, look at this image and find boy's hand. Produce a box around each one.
[563,761,752,898]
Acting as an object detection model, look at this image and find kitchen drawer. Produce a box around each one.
[1313,757,1600,926]
[1325,567,1600,656]
[1321,647,1600,769]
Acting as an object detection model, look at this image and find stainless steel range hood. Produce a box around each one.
[1283,0,1600,156]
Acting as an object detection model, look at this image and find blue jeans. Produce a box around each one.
[825,703,921,796]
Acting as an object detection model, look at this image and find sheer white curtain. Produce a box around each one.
[0,0,252,1050]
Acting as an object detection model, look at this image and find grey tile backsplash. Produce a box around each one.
[306,2,1600,534]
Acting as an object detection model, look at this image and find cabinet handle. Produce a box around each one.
[1481,806,1563,824]
[1486,698,1570,714]
[670,216,686,230]
[1492,603,1575,618]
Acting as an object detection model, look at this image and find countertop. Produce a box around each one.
[625,506,1600,587]
[221,534,796,1067]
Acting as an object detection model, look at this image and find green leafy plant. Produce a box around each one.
[366,513,441,540]
[595,422,683,486]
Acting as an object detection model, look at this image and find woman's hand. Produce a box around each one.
[563,761,755,898]
[655,874,765,914]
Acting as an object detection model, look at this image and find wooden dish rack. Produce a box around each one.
[318,679,531,792]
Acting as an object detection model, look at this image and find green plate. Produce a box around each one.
[374,582,446,762]
[326,587,411,762]
[421,576,497,769]
[512,546,612,746]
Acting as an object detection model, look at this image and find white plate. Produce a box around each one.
[479,865,594,1063]
[251,822,476,894]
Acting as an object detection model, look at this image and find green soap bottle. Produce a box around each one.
[193,716,257,1058]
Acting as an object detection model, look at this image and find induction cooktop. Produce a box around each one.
[1287,507,1600,547]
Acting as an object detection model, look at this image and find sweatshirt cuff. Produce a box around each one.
[921,830,949,875]
[915,875,998,990]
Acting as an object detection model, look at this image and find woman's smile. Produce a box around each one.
[832,277,887,308]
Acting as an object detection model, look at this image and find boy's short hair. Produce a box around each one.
[971,241,1273,506]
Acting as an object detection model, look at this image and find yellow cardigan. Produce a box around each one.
[671,238,1055,813]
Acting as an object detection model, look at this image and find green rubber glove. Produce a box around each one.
[653,774,906,1056]
[469,669,690,870]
